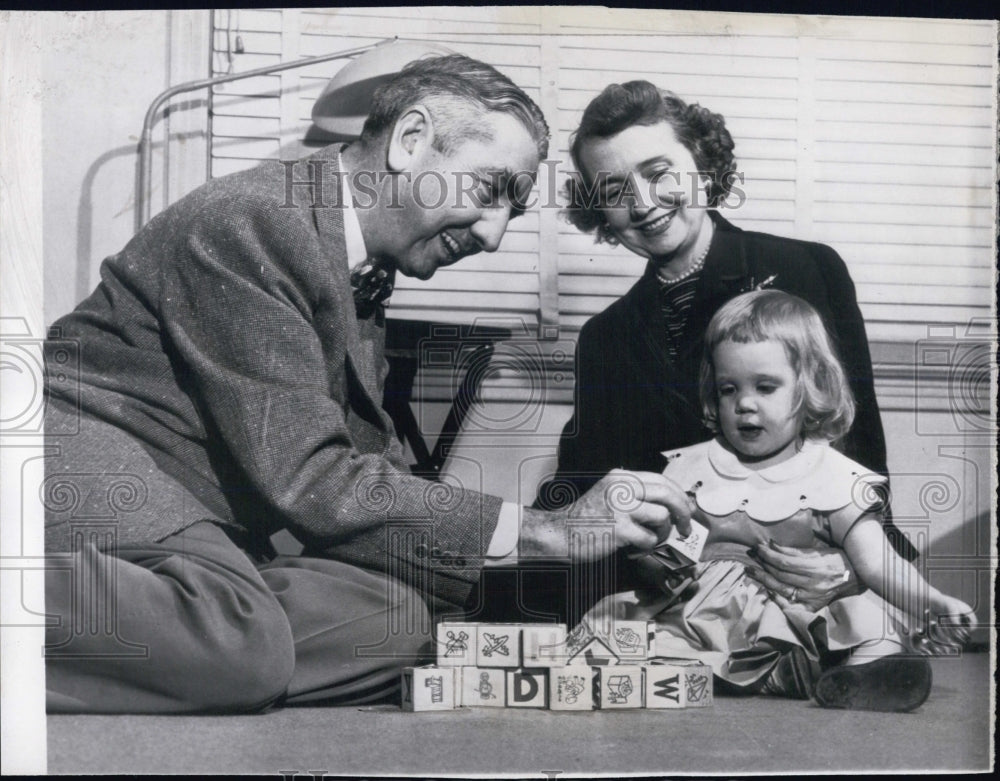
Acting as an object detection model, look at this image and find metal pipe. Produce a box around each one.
[136,40,386,233]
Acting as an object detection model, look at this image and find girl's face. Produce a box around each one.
[576,121,710,268]
[713,338,803,470]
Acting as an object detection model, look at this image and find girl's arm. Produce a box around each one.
[842,514,975,648]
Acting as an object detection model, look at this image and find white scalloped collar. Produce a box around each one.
[661,438,885,523]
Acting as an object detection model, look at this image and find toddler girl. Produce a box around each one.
[583,289,975,711]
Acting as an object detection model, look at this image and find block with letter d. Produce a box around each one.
[645,658,713,708]
[401,665,456,711]
[505,668,548,708]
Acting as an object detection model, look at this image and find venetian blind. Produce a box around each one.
[208,8,996,360]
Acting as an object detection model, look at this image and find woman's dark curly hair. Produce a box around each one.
[565,81,737,244]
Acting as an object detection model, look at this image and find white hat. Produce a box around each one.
[311,38,456,136]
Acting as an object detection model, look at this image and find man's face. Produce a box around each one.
[379,112,541,280]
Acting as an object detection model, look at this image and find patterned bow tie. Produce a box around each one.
[350,259,395,318]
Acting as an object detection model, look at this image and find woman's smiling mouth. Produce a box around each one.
[638,210,677,234]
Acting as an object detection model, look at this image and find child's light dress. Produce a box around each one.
[584,437,901,688]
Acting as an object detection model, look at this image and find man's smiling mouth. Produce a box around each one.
[441,231,463,261]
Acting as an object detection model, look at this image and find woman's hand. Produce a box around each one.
[746,540,859,611]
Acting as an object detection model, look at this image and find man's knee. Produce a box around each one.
[175,584,297,711]
[45,548,297,713]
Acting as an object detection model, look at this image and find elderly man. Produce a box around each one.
[43,54,692,713]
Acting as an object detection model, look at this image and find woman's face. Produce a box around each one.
[577,121,710,265]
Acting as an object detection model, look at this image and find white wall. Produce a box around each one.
[40,11,166,325]
[41,10,209,327]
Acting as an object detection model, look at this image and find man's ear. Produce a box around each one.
[386,105,434,172]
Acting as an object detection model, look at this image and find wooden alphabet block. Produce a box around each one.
[521,624,568,667]
[664,518,709,563]
[435,621,477,667]
[604,620,654,662]
[505,668,549,708]
[459,666,505,707]
[679,661,713,707]
[477,624,521,667]
[401,665,456,711]
[643,663,685,709]
[644,659,713,708]
[567,635,619,666]
[526,621,586,667]
[595,665,645,709]
[548,666,597,710]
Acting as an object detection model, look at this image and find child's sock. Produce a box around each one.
[813,654,932,712]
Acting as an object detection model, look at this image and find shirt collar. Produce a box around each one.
[707,436,827,483]
[338,151,368,267]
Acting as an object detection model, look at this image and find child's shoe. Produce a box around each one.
[758,646,820,699]
[813,654,932,712]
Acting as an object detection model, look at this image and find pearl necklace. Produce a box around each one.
[656,226,714,286]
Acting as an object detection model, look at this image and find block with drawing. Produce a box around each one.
[401,665,456,712]
[548,667,597,711]
[476,624,522,667]
[521,623,568,667]
[435,621,478,667]
[604,620,655,662]
[459,666,506,707]
[595,665,645,709]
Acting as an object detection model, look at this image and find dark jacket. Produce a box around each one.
[539,211,915,560]
[44,146,502,610]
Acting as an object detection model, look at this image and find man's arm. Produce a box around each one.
[161,193,502,609]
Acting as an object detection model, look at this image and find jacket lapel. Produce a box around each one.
[628,270,670,374]
[675,212,751,367]
[308,147,385,408]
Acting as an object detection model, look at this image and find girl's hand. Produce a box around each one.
[746,541,860,611]
[908,596,976,655]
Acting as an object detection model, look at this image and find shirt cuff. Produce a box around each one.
[484,501,520,565]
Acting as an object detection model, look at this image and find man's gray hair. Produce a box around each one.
[360,54,549,159]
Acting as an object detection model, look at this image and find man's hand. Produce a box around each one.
[746,540,859,611]
[519,469,692,561]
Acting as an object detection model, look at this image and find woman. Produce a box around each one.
[536,81,915,618]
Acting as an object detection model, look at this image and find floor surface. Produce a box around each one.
[47,653,993,775]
